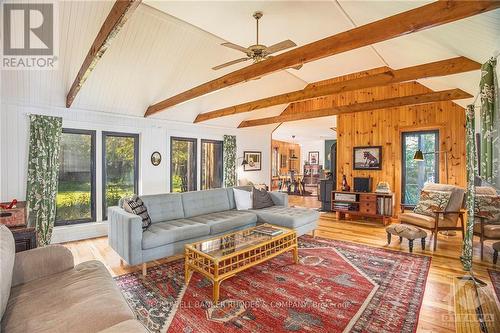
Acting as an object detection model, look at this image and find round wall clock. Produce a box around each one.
[151,151,161,166]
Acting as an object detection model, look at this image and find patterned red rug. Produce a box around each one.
[115,236,431,333]
[488,269,500,303]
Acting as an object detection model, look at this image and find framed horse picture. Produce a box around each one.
[353,146,382,170]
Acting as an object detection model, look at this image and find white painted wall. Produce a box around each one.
[0,102,273,239]
[300,140,326,172]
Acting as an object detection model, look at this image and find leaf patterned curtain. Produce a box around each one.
[223,135,236,187]
[460,105,477,271]
[26,115,62,246]
[479,58,498,187]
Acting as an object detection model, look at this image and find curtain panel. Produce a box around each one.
[223,135,237,187]
[461,105,477,271]
[479,58,498,187]
[26,114,63,246]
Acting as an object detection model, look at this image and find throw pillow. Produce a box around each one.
[123,195,152,231]
[252,187,274,209]
[474,194,500,222]
[233,188,253,210]
[413,190,452,218]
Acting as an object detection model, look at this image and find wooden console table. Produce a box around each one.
[331,191,394,225]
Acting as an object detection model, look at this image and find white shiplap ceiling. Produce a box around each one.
[1,1,499,141]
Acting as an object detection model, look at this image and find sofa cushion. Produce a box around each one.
[182,188,230,218]
[140,193,185,223]
[0,225,15,319]
[251,206,319,229]
[142,219,210,250]
[2,260,135,333]
[189,210,258,234]
[475,194,500,222]
[226,186,253,209]
[234,188,253,210]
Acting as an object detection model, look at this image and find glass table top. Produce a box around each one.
[186,224,292,259]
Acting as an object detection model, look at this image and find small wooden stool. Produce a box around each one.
[386,224,427,253]
[493,242,500,264]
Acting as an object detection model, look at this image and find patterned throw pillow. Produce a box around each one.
[413,190,452,218]
[474,194,500,223]
[123,195,152,231]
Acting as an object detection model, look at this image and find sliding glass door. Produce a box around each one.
[102,132,139,220]
[402,130,439,205]
[56,129,96,225]
[171,137,197,192]
[201,139,223,190]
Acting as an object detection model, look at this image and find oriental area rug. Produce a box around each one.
[115,236,431,333]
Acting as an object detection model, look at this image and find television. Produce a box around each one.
[354,177,372,193]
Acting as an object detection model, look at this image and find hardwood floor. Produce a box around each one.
[63,195,500,333]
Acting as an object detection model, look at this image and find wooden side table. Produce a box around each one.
[8,226,37,253]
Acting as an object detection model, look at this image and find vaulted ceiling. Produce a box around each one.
[2,1,499,140]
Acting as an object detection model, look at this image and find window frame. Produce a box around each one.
[102,131,139,220]
[201,139,224,190]
[55,128,97,226]
[170,136,198,192]
[401,130,440,206]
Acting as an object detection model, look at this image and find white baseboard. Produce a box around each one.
[51,221,108,244]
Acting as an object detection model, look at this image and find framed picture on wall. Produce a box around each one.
[353,146,382,170]
[308,151,319,165]
[243,151,262,171]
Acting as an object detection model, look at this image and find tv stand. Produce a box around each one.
[331,191,394,225]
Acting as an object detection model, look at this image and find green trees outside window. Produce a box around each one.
[171,137,197,193]
[402,131,439,205]
[55,129,96,225]
[103,132,139,220]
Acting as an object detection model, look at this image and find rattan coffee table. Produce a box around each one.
[184,224,298,303]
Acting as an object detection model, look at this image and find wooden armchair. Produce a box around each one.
[472,186,500,260]
[400,184,466,251]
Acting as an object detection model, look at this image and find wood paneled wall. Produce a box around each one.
[336,94,466,214]
[272,139,301,175]
[284,67,466,213]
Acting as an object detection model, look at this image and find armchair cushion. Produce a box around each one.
[474,223,500,239]
[413,190,452,218]
[400,212,457,229]
[12,245,74,287]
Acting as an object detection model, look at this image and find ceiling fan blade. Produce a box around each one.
[290,63,303,70]
[212,58,250,70]
[265,39,297,54]
[221,42,249,54]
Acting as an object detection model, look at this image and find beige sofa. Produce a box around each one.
[0,225,146,333]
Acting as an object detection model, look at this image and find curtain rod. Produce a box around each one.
[471,51,500,107]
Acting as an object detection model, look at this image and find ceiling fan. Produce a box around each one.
[212,11,302,71]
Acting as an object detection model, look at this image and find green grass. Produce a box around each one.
[56,181,134,221]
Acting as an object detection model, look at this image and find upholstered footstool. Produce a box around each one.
[493,242,500,264]
[386,224,427,253]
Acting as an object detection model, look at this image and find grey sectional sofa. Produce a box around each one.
[108,187,318,272]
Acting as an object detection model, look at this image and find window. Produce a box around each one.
[102,132,139,220]
[171,137,197,192]
[201,139,223,190]
[402,130,439,205]
[56,129,96,225]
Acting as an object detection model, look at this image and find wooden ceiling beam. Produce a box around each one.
[66,0,142,108]
[194,57,479,122]
[238,89,472,128]
[145,0,499,117]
